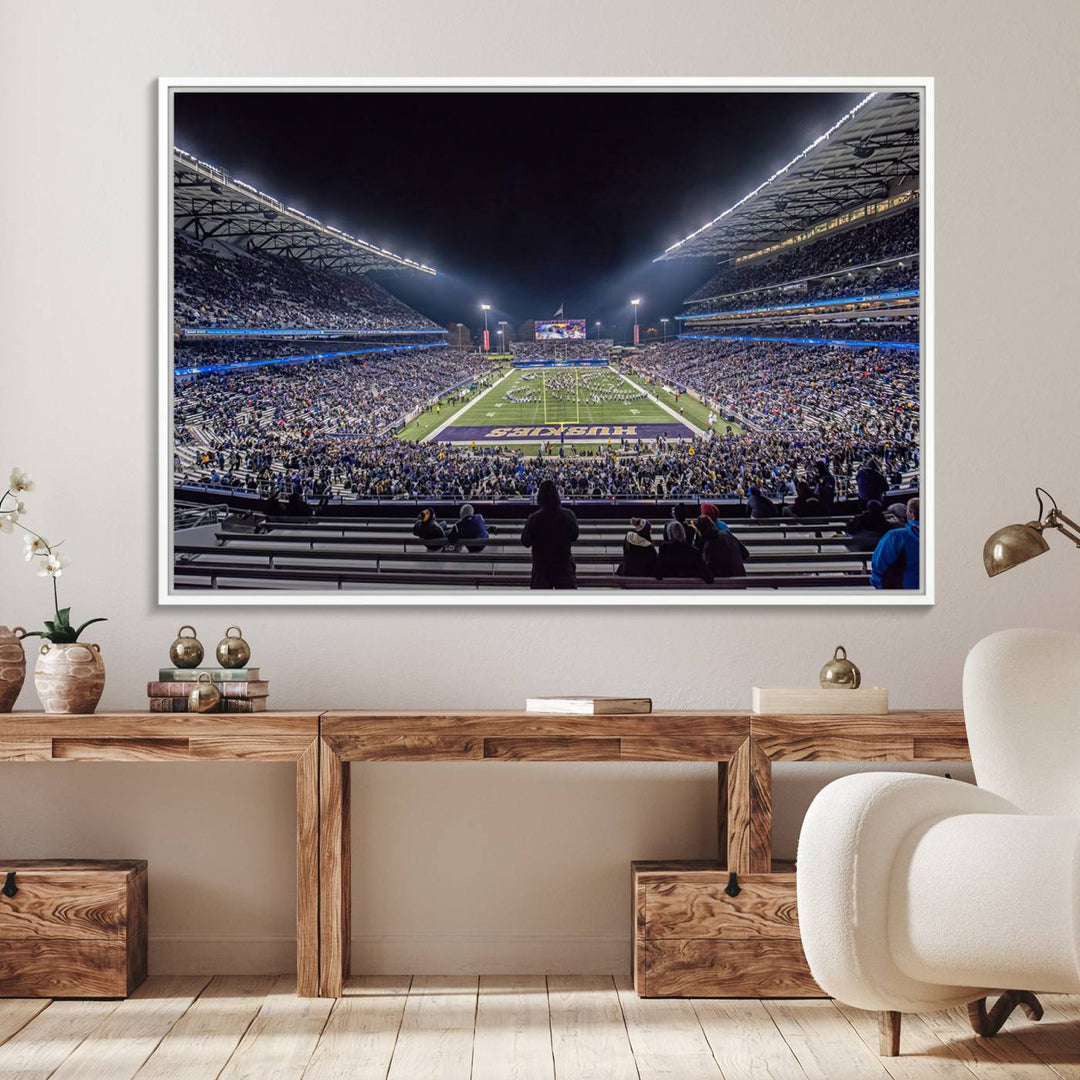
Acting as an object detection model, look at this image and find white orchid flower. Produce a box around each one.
[0,514,13,534]
[38,553,69,578]
[23,534,49,560]
[8,469,33,493]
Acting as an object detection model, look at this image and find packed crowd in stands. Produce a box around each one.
[176,419,915,506]
[685,205,919,304]
[173,339,448,371]
[682,318,918,344]
[510,339,613,361]
[174,347,490,461]
[173,232,441,333]
[631,338,919,441]
[683,260,918,317]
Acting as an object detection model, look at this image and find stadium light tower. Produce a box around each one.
[630,298,641,346]
[455,322,464,348]
[595,320,602,340]
[480,303,491,352]
[661,317,669,343]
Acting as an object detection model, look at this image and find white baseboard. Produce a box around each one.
[148,935,630,975]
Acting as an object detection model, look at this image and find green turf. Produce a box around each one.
[397,367,508,441]
[619,368,746,437]
[442,365,690,433]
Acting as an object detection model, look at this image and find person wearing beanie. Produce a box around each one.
[658,519,711,582]
[447,502,489,553]
[521,479,579,588]
[617,517,659,579]
[412,506,447,552]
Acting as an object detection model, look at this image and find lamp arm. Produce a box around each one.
[1047,509,1080,548]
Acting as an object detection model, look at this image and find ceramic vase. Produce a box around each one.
[34,642,106,714]
[0,626,27,713]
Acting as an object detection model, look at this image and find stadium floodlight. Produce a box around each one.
[480,304,491,352]
[661,317,669,343]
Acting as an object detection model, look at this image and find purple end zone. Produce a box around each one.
[431,422,693,443]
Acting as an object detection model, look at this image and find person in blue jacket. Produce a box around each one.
[870,497,920,589]
[446,503,490,553]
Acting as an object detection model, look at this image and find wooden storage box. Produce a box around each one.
[632,860,822,998]
[0,859,148,998]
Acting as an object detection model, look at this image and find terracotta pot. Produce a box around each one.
[0,626,27,713]
[34,642,106,715]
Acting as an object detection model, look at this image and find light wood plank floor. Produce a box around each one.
[1,976,1078,1080]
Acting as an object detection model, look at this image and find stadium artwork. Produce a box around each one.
[159,77,932,606]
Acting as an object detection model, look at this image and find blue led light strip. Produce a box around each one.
[676,334,919,351]
[174,342,448,377]
[678,289,919,321]
[180,327,448,337]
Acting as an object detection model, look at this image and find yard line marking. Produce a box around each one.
[422,368,514,443]
[610,365,705,437]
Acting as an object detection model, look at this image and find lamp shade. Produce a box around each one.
[983,522,1050,577]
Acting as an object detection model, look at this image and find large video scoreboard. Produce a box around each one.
[535,319,586,341]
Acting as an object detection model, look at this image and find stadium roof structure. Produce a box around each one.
[173,148,436,276]
[655,92,920,263]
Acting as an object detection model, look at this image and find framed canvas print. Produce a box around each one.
[159,77,932,605]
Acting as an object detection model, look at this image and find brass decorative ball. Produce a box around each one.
[169,626,204,669]
[820,645,861,689]
[215,626,251,669]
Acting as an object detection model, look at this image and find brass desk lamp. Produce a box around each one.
[984,488,1080,577]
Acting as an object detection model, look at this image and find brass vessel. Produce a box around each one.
[188,672,221,713]
[820,645,861,689]
[169,625,204,669]
[215,626,251,669]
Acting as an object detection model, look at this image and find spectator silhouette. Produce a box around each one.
[521,480,579,589]
[658,520,711,583]
[856,457,889,506]
[617,518,659,579]
[698,515,747,580]
[413,508,447,553]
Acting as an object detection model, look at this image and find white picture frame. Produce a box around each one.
[159,76,933,606]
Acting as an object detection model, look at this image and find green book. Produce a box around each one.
[158,667,260,681]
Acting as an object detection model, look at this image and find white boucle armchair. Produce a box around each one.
[797,628,1080,1056]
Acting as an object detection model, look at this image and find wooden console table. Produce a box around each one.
[2,708,971,999]
[318,708,969,998]
[0,712,322,997]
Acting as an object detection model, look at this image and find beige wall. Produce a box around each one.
[2,0,1077,973]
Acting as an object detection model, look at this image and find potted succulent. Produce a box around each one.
[1,468,108,714]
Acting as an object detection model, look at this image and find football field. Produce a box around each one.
[424,365,702,444]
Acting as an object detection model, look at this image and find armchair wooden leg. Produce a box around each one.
[879,1010,902,1056]
[968,991,1044,1038]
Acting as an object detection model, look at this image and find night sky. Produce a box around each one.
[174,89,865,341]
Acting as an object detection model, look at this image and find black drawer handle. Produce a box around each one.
[2,871,16,898]
[724,871,741,898]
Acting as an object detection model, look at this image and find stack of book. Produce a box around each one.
[148,668,269,713]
